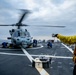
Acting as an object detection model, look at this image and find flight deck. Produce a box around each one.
[0,42,74,75]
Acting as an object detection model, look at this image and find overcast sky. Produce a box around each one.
[0,0,76,40]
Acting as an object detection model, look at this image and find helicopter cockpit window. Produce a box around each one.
[24,31,30,37]
[12,30,30,37]
[18,31,20,36]
[12,31,20,37]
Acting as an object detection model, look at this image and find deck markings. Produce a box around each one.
[21,48,34,62]
[27,44,43,49]
[61,43,73,53]
[21,48,50,75]
[36,67,49,75]
[0,42,74,75]
[45,55,72,59]
[0,52,73,59]
[57,39,73,53]
[0,52,25,56]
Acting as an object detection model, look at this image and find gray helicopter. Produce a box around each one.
[0,10,33,48]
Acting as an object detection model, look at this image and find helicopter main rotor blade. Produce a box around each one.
[18,10,29,24]
[0,25,11,26]
[39,25,65,28]
[0,24,16,26]
[30,25,66,28]
[20,24,29,26]
[0,24,29,26]
[0,24,65,28]
[14,24,65,28]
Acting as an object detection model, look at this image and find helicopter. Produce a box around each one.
[0,10,33,48]
[0,9,65,48]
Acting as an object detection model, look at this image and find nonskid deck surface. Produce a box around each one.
[0,42,74,75]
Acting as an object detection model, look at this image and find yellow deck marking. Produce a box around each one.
[34,58,50,75]
[36,67,49,75]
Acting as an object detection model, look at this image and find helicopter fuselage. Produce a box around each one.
[9,29,33,48]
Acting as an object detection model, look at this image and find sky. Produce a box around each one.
[0,0,76,40]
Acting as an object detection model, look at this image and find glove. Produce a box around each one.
[52,34,58,37]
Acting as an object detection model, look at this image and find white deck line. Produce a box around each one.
[46,55,72,59]
[28,45,43,49]
[0,52,72,59]
[61,43,73,53]
[0,52,25,56]
[21,48,34,62]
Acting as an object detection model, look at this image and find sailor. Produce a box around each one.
[2,42,8,48]
[33,39,37,47]
[52,34,76,75]
[47,41,52,48]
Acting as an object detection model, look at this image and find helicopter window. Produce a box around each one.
[12,31,20,37]
[24,31,30,37]
[12,30,30,37]
[18,31,20,36]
